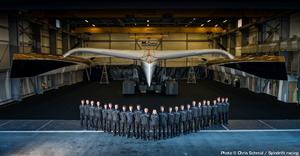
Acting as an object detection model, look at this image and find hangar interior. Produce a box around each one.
[0,10,300,105]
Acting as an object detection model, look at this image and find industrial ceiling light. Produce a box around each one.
[92,24,96,27]
[85,20,89,23]
[215,24,218,27]
[134,23,137,26]
[201,24,204,27]
[207,19,211,23]
[147,19,150,23]
[223,20,227,23]
[147,24,150,27]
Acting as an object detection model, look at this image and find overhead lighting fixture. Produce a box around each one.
[215,24,218,27]
[147,24,150,27]
[207,19,211,23]
[201,24,204,27]
[223,20,227,23]
[84,20,89,23]
[193,18,196,20]
[134,23,137,26]
[147,19,150,23]
[92,24,96,27]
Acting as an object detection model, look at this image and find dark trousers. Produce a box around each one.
[102,118,107,131]
[203,116,208,128]
[174,123,180,135]
[89,116,95,129]
[95,117,102,130]
[187,120,193,133]
[107,119,112,132]
[112,121,120,136]
[193,117,198,131]
[80,114,84,128]
[167,123,174,137]
[134,122,141,138]
[212,114,218,125]
[151,125,159,140]
[127,123,134,138]
[218,112,223,124]
[180,121,187,134]
[141,124,150,140]
[120,122,126,136]
[159,124,167,138]
[224,112,229,124]
[198,117,203,129]
[84,116,89,130]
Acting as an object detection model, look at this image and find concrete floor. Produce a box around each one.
[0,120,299,156]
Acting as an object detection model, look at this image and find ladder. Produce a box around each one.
[100,64,109,84]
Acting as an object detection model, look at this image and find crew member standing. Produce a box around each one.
[134,105,143,139]
[79,99,85,128]
[107,103,113,133]
[150,109,159,140]
[180,105,187,134]
[191,101,199,132]
[207,101,212,127]
[202,102,208,129]
[89,101,96,130]
[102,104,108,132]
[197,102,203,130]
[141,108,150,140]
[95,101,102,130]
[84,100,90,130]
[120,106,127,136]
[112,104,120,136]
[224,97,230,124]
[212,100,218,126]
[186,104,193,133]
[174,106,181,136]
[126,106,134,138]
[167,107,175,137]
[159,106,168,139]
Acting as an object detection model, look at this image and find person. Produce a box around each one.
[89,100,96,129]
[134,105,142,139]
[197,102,203,130]
[202,102,208,128]
[180,105,187,134]
[186,104,193,133]
[221,98,226,124]
[224,97,230,124]
[207,101,212,127]
[126,106,134,138]
[95,101,102,130]
[107,103,113,133]
[212,100,218,125]
[79,99,85,128]
[150,109,159,140]
[167,107,175,137]
[120,106,127,136]
[84,99,90,130]
[191,101,198,132]
[141,108,150,140]
[217,97,223,124]
[174,106,181,136]
[112,104,120,136]
[102,104,108,132]
[159,106,167,139]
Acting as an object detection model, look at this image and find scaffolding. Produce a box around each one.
[99,64,109,84]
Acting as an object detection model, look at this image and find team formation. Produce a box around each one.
[79,97,230,140]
